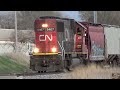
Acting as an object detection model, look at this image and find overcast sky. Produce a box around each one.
[0,11,14,15]
[0,11,82,21]
[58,11,81,21]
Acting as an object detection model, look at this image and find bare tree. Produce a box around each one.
[0,13,14,29]
[10,30,35,43]
[80,11,120,25]
[0,11,61,30]
[17,11,61,30]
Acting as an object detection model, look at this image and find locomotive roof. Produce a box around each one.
[39,16,74,20]
[80,22,102,26]
[40,16,61,19]
[76,22,87,30]
[39,16,88,30]
[39,16,120,28]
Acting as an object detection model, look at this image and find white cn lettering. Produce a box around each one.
[39,34,53,41]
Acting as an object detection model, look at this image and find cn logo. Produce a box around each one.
[39,34,53,41]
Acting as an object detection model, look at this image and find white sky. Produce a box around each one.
[0,11,13,15]
[58,11,82,21]
[0,11,82,21]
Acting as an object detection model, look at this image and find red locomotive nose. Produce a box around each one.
[34,19,58,54]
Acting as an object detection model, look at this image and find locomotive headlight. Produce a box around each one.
[77,45,81,48]
[42,24,48,28]
[33,48,39,53]
[51,47,57,53]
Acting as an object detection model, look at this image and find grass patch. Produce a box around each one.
[64,64,120,79]
[4,52,30,67]
[0,54,31,74]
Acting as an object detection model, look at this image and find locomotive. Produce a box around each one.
[29,16,120,72]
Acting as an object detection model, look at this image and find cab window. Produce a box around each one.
[77,27,81,35]
[57,22,64,32]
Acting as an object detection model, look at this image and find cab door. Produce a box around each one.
[74,24,83,52]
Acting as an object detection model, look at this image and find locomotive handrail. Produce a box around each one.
[58,41,63,50]
[57,41,65,60]
[62,40,66,60]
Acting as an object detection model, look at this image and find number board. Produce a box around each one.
[36,28,55,31]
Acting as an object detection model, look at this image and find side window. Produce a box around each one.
[57,22,64,32]
[65,29,70,41]
[77,27,81,35]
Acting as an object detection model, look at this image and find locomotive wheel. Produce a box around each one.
[55,70,61,72]
[30,65,35,71]
[38,71,45,73]
[55,66,61,72]
[55,62,63,72]
[38,71,41,73]
[67,54,73,71]
[83,59,88,65]
[112,60,118,67]
[77,54,88,65]
[79,57,84,64]
[41,71,44,73]
[62,68,68,73]
[44,71,46,73]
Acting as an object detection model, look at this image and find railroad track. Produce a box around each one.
[16,71,65,77]
[15,58,81,76]
[0,58,83,77]
[0,71,65,77]
[0,57,118,79]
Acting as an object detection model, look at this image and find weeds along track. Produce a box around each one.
[0,65,120,79]
[16,71,65,77]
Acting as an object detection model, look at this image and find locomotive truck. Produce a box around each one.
[29,16,120,72]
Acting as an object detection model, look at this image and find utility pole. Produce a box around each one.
[15,11,18,52]
[94,11,97,23]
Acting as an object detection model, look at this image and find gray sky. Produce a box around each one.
[58,11,82,21]
[0,11,82,21]
[0,11,14,15]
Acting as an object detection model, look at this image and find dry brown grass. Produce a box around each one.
[3,52,30,67]
[64,64,120,79]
